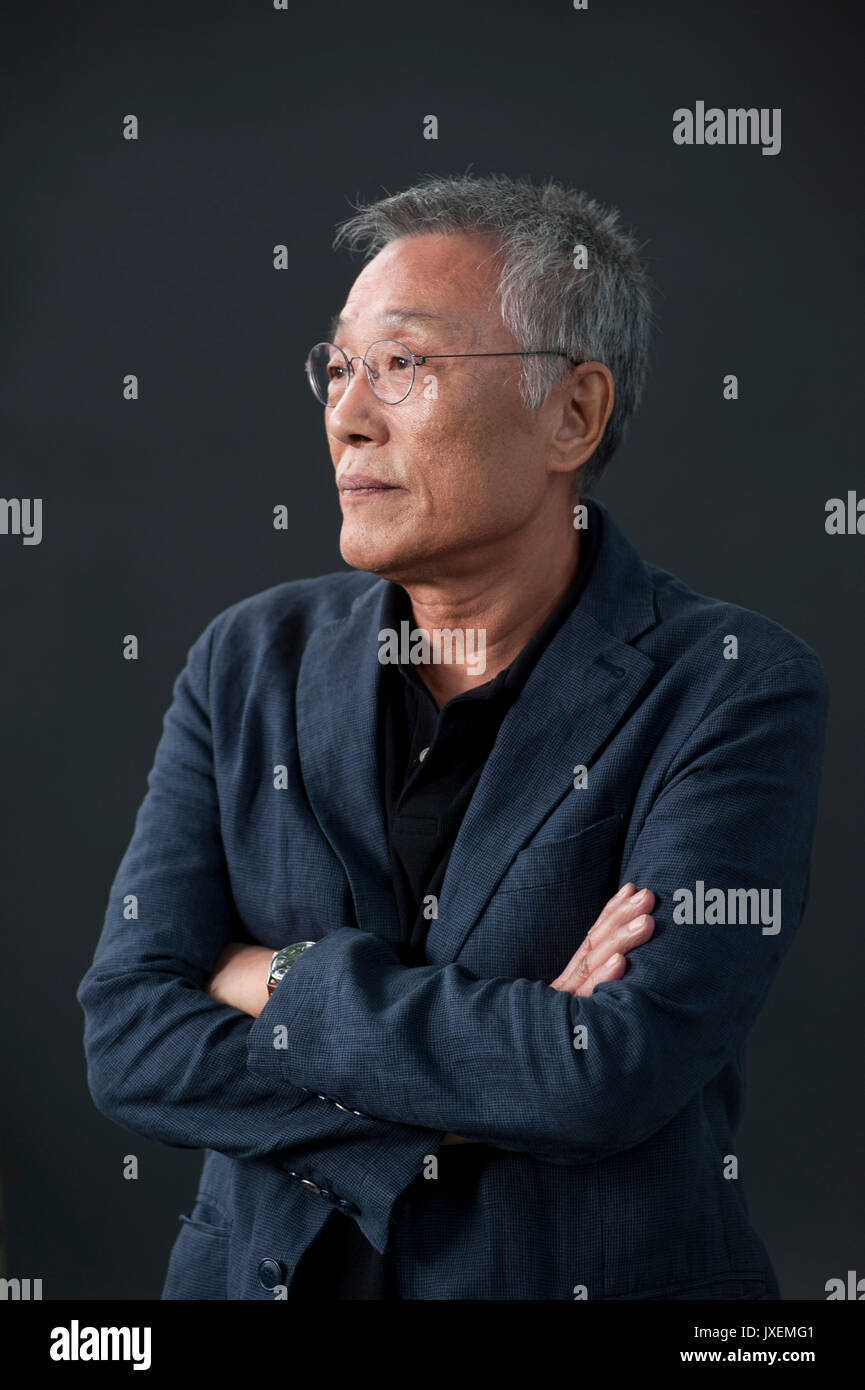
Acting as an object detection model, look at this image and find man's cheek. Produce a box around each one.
[411,400,490,461]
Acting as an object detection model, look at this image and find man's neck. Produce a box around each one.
[402,518,582,709]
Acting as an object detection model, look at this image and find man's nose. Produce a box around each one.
[327,363,386,440]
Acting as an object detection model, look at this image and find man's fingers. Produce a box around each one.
[574,950,626,998]
[579,910,655,980]
[586,886,653,950]
[554,889,655,990]
[595,881,637,926]
[553,917,653,994]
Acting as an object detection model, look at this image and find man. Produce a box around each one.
[77,174,828,1301]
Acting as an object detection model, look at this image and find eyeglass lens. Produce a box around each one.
[306,339,416,405]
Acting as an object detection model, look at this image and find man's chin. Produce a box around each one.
[340,538,401,577]
[339,525,419,580]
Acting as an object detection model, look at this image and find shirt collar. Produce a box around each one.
[377,502,600,708]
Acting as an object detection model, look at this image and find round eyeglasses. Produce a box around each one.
[305,339,582,407]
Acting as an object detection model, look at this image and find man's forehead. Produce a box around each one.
[330,234,500,342]
[329,305,459,342]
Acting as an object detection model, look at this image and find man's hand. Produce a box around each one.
[205,943,474,1147]
[206,942,273,1018]
[549,882,655,997]
[443,884,655,1143]
[207,884,653,1141]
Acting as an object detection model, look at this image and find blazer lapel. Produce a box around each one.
[295,502,658,965]
[425,502,658,965]
[295,578,404,947]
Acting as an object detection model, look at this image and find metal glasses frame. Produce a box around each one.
[305,339,583,406]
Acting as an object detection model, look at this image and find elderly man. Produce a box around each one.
[78,174,827,1301]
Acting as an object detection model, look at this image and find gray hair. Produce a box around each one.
[332,173,656,494]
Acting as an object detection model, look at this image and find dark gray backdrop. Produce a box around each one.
[1,0,861,1300]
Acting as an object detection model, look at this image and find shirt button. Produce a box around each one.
[418,747,429,762]
[258,1258,286,1290]
[299,1178,322,1196]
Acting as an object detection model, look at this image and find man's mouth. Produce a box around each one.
[338,473,401,497]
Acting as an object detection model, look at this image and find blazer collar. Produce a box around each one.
[295,499,658,959]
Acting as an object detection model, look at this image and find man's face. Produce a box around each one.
[324,232,564,585]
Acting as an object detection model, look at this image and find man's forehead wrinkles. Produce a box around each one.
[329,305,460,342]
[379,307,456,325]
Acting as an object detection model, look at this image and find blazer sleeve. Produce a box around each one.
[247,655,829,1163]
[76,617,442,1251]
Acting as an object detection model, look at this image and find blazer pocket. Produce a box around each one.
[183,1191,232,1232]
[162,1210,230,1301]
[497,812,623,894]
[179,1213,231,1238]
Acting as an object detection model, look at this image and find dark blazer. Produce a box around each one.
[77,499,828,1300]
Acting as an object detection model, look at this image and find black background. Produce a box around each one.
[1,0,862,1300]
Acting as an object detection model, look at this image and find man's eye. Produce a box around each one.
[389,356,411,371]
[327,363,346,380]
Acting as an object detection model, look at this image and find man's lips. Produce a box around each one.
[338,474,402,495]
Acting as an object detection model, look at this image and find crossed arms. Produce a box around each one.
[77,622,827,1245]
[206,883,657,1145]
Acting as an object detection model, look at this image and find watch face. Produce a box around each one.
[278,941,317,972]
[269,940,317,990]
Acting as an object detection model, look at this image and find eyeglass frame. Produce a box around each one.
[305,338,584,406]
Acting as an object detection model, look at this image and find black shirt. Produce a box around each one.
[288,518,600,1298]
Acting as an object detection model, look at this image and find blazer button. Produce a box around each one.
[299,1178,322,1196]
[336,1198,360,1215]
[258,1258,286,1290]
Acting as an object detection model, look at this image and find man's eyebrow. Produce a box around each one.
[329,307,456,342]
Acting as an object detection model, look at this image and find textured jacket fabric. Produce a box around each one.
[77,498,828,1300]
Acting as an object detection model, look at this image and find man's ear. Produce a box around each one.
[550,362,614,472]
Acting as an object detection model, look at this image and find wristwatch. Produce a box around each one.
[266,941,317,997]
